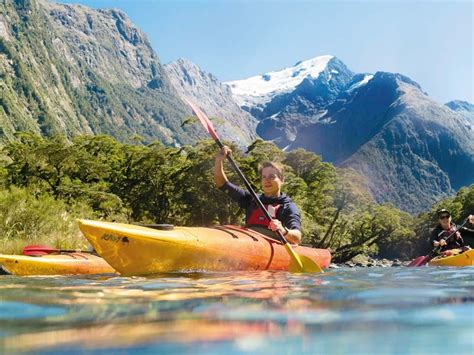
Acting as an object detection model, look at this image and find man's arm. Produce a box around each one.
[214,146,231,188]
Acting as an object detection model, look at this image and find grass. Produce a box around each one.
[0,187,96,254]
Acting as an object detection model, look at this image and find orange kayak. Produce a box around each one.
[78,219,331,276]
[0,252,116,276]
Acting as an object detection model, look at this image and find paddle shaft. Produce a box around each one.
[214,139,290,246]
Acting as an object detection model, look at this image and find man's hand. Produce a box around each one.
[433,239,447,247]
[216,146,231,162]
[268,219,287,236]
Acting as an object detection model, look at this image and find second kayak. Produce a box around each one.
[428,249,474,267]
[0,252,116,276]
[78,219,331,276]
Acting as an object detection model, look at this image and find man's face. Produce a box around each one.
[261,167,283,196]
[438,213,451,228]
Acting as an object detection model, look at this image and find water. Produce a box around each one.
[0,267,473,354]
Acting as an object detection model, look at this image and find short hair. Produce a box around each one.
[258,161,284,180]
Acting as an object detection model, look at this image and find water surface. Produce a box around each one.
[0,267,473,354]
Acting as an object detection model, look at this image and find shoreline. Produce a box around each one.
[329,257,410,268]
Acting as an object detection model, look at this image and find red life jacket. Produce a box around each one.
[246,204,281,227]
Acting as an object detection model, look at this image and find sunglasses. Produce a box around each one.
[439,215,450,220]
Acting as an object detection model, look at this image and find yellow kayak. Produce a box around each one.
[0,252,116,276]
[428,249,474,267]
[78,219,331,276]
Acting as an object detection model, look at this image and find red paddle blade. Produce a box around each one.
[184,98,220,141]
[23,245,59,256]
[408,255,429,267]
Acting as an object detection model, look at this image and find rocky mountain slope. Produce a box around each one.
[164,59,257,147]
[295,73,474,211]
[446,100,474,124]
[0,0,255,146]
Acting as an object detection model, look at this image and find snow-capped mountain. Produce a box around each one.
[345,74,374,94]
[226,56,354,146]
[226,55,334,108]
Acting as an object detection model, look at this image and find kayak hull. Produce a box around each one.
[428,249,474,267]
[0,252,116,276]
[78,219,331,276]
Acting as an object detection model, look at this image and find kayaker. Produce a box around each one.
[430,209,474,252]
[214,146,302,244]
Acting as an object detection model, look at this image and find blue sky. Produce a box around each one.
[57,0,473,104]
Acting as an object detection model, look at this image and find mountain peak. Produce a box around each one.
[225,55,335,107]
[173,58,199,68]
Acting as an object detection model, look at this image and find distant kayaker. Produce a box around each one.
[214,145,302,244]
[430,209,474,252]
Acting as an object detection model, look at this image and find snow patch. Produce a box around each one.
[347,74,374,92]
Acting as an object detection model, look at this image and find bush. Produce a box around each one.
[0,186,95,254]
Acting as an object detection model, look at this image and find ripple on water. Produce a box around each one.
[0,267,472,354]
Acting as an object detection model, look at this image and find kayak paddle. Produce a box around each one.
[185,98,323,273]
[408,218,469,267]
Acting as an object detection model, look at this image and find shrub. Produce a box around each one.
[0,186,95,254]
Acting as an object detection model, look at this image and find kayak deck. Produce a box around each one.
[78,219,331,276]
[0,252,117,276]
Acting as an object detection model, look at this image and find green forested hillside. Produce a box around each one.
[0,0,250,145]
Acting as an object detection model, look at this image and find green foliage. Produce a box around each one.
[178,140,246,225]
[332,204,415,262]
[245,139,285,165]
[112,142,189,223]
[3,133,126,218]
[1,133,468,262]
[0,186,94,254]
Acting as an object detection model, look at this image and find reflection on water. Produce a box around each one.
[0,268,473,354]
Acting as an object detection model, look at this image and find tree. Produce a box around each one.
[332,204,414,262]
[311,168,373,248]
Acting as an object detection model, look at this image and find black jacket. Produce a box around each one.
[430,223,474,251]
